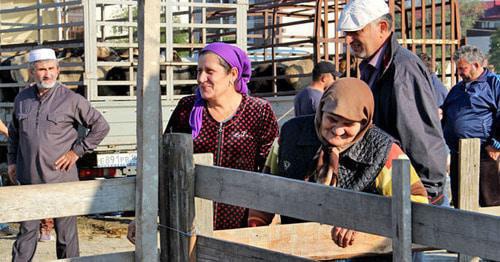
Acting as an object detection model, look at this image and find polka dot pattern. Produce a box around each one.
[166,95,279,230]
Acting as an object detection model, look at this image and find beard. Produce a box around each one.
[37,80,57,89]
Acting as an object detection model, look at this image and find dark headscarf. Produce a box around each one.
[313,78,375,186]
[189,42,252,138]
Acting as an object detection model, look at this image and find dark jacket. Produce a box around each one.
[442,69,499,154]
[431,73,449,107]
[366,33,447,198]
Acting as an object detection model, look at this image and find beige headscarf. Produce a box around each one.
[313,78,375,186]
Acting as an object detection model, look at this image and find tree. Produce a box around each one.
[459,0,484,37]
[489,27,500,71]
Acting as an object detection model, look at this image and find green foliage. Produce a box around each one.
[459,0,484,37]
[489,27,500,71]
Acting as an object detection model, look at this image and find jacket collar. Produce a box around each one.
[342,127,376,165]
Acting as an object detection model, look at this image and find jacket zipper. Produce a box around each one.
[214,122,224,228]
[215,122,223,166]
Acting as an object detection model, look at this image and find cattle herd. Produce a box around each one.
[0,47,352,101]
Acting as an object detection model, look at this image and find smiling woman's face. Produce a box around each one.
[320,112,362,148]
[196,53,235,102]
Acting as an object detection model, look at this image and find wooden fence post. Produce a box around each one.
[161,133,196,262]
[392,159,412,262]
[135,0,160,261]
[458,138,481,262]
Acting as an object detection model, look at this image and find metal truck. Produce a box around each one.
[0,0,462,179]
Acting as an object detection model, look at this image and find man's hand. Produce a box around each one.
[485,145,500,161]
[7,164,17,185]
[127,221,136,244]
[54,150,79,171]
[331,226,357,248]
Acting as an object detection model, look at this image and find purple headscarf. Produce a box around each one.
[189,42,252,138]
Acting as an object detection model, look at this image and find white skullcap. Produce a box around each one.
[338,0,390,32]
[28,48,57,63]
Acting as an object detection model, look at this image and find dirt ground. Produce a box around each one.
[0,216,134,262]
[0,216,463,262]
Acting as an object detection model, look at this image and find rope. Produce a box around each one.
[158,224,195,237]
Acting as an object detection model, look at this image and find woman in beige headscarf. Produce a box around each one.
[314,78,428,247]
[249,78,428,248]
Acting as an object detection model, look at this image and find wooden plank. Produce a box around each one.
[193,153,214,237]
[196,235,312,262]
[412,204,500,261]
[195,165,500,260]
[0,178,135,223]
[458,139,481,262]
[195,165,393,237]
[56,251,134,262]
[164,134,196,262]
[458,138,480,211]
[478,206,500,216]
[135,0,161,261]
[392,160,412,262]
[213,222,427,260]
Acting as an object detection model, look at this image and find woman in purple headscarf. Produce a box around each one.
[165,42,279,230]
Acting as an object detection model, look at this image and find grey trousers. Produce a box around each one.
[11,216,79,262]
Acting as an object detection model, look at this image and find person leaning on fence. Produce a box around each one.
[7,48,110,261]
[248,78,429,248]
[337,0,448,205]
[441,45,500,207]
[126,42,278,244]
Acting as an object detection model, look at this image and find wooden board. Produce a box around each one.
[0,177,135,223]
[213,222,398,260]
[56,251,134,262]
[196,235,311,262]
[195,165,500,261]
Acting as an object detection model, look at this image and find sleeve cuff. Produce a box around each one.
[72,144,85,157]
[490,138,500,150]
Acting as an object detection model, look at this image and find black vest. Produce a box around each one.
[277,115,395,223]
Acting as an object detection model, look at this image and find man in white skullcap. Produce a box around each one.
[8,48,110,261]
[334,0,449,248]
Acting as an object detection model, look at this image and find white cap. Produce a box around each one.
[28,48,57,63]
[338,0,390,32]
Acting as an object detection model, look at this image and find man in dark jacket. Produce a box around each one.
[337,0,448,204]
[442,45,500,207]
[8,48,110,261]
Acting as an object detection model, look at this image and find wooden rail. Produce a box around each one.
[1,135,498,261]
[163,133,500,261]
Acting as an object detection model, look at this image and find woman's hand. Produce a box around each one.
[331,226,357,248]
[127,220,136,244]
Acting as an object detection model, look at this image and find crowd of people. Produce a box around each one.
[1,0,498,261]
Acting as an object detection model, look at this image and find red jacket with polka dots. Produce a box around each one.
[166,94,279,230]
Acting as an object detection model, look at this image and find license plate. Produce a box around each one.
[97,152,137,168]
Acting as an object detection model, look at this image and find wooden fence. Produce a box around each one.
[160,133,500,261]
[1,134,499,261]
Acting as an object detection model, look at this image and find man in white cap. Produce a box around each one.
[337,1,448,204]
[8,48,110,261]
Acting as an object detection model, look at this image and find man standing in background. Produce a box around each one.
[338,0,448,204]
[8,48,110,261]
[294,61,341,116]
[442,45,499,207]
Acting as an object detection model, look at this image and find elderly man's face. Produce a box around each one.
[31,60,60,89]
[344,22,383,59]
[456,59,481,82]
